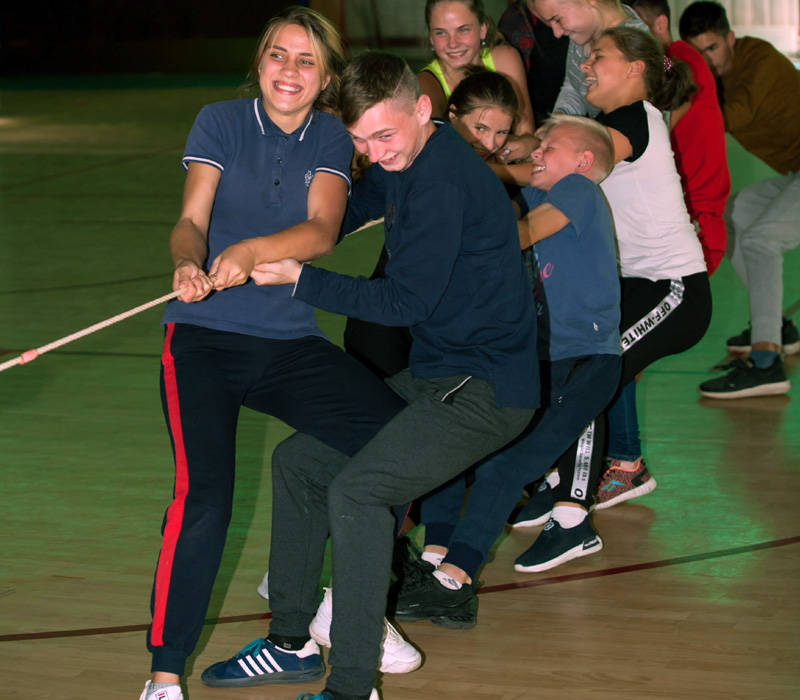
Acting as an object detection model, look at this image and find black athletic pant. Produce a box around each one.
[148,323,405,675]
[555,272,711,508]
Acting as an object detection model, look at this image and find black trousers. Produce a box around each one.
[148,323,405,675]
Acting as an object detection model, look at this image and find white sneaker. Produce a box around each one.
[256,570,269,600]
[309,587,422,674]
[139,681,183,700]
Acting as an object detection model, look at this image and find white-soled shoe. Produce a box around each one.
[139,681,183,700]
[309,587,422,674]
[257,569,269,600]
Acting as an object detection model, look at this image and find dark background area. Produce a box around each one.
[1,2,303,75]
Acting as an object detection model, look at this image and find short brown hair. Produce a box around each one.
[340,52,420,126]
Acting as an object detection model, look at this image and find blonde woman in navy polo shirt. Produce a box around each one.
[139,8,409,700]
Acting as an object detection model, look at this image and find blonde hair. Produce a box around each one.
[246,6,345,114]
[540,114,615,182]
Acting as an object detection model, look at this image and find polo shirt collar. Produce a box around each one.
[252,98,315,140]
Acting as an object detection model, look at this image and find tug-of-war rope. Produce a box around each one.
[0,290,182,373]
[0,218,386,374]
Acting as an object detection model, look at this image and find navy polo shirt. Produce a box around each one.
[294,123,539,409]
[162,98,353,339]
[519,174,621,361]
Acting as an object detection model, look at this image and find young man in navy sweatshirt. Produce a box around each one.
[201,52,539,700]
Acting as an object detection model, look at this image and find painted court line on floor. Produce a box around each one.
[2,535,798,643]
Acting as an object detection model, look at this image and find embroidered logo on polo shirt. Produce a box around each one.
[304,170,313,188]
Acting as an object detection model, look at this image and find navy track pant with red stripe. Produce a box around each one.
[148,323,405,674]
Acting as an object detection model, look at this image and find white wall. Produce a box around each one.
[671,0,799,53]
[344,1,799,56]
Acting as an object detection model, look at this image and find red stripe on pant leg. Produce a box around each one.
[151,323,190,647]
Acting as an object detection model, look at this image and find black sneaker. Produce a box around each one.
[698,357,790,399]
[393,567,477,629]
[508,480,554,527]
[513,518,602,573]
[726,317,800,354]
[782,318,800,354]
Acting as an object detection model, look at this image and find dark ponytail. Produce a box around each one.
[602,26,696,111]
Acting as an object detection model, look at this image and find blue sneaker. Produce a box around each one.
[514,518,602,573]
[201,637,324,687]
[297,690,380,700]
[508,480,554,528]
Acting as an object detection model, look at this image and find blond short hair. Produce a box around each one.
[539,114,615,182]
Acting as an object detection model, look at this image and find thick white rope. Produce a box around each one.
[0,290,181,373]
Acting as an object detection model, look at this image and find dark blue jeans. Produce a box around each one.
[421,353,621,579]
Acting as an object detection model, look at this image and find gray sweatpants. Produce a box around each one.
[267,369,534,696]
[727,171,800,346]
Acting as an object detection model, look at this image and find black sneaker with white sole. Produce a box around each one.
[698,357,790,399]
[508,480,554,527]
[393,567,477,629]
[514,518,602,573]
[726,317,800,354]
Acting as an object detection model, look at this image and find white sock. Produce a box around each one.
[551,505,587,529]
[545,469,560,489]
[421,550,445,567]
[433,569,463,590]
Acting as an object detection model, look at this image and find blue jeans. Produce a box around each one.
[606,379,641,461]
[420,354,620,579]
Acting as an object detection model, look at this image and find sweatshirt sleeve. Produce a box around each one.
[295,180,465,326]
[340,164,388,239]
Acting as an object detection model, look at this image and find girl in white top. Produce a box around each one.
[571,26,711,515]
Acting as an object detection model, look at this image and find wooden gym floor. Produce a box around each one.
[1,76,798,700]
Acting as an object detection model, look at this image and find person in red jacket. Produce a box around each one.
[630,0,729,276]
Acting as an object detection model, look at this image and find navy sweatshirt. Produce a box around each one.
[294,123,538,408]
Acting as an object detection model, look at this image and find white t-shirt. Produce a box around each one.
[598,100,707,281]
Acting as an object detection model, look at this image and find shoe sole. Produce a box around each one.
[201,667,325,688]
[699,380,791,400]
[309,618,422,674]
[395,610,476,630]
[593,476,657,511]
[509,510,553,528]
[514,536,603,573]
[431,614,476,630]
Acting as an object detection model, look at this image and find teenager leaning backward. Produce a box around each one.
[203,52,539,700]
[139,9,413,700]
